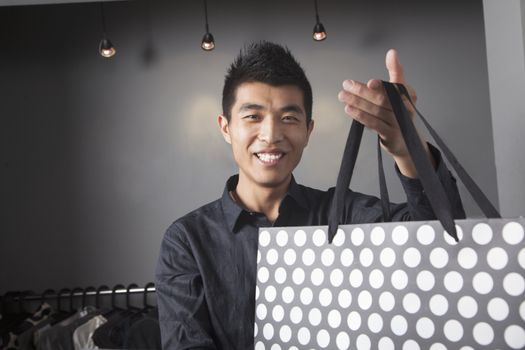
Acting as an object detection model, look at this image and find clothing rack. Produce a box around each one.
[0,283,161,350]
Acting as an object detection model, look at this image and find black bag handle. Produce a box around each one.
[396,83,501,219]
[328,81,501,243]
[377,135,391,222]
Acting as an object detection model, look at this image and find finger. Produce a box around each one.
[367,79,382,90]
[367,78,415,117]
[401,95,415,113]
[338,90,394,127]
[400,94,418,122]
[344,104,393,137]
[386,48,405,84]
[405,84,418,104]
[342,79,390,109]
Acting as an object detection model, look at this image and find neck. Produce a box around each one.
[233,174,291,223]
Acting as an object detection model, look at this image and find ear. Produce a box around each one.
[218,114,232,144]
[304,119,315,147]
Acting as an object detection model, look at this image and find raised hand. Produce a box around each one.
[338,49,432,178]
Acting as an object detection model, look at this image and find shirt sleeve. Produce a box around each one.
[155,222,217,350]
[395,143,466,221]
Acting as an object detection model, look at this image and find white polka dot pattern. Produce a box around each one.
[279,325,291,343]
[318,288,332,307]
[416,317,434,339]
[378,337,394,349]
[473,322,493,345]
[337,289,352,309]
[370,227,385,246]
[356,334,371,349]
[487,297,509,321]
[300,288,312,305]
[403,339,420,350]
[416,224,435,245]
[336,332,350,350]
[327,309,341,328]
[347,311,361,331]
[379,292,395,312]
[429,294,448,316]
[457,296,477,319]
[443,319,463,342]
[254,220,525,349]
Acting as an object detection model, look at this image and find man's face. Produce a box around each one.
[218,82,314,190]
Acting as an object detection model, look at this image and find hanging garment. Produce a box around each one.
[33,308,85,345]
[0,333,16,350]
[72,314,107,350]
[0,308,30,339]
[37,308,98,350]
[18,308,75,350]
[0,303,52,350]
[92,309,143,349]
[17,320,51,350]
[124,309,161,350]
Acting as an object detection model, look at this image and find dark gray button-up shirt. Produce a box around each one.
[155,146,465,350]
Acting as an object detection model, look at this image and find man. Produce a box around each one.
[155,41,465,349]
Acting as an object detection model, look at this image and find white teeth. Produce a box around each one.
[257,153,283,162]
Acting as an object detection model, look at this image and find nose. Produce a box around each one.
[258,116,284,144]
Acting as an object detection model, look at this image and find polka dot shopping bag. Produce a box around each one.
[254,219,525,349]
[254,83,525,349]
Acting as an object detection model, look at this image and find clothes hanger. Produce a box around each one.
[81,286,96,310]
[95,285,110,310]
[141,282,155,314]
[96,285,117,318]
[18,290,32,316]
[125,283,141,312]
[39,289,55,309]
[57,288,70,314]
[26,289,55,325]
[111,284,126,312]
[50,288,72,325]
[0,292,27,335]
[68,287,84,315]
[11,291,32,328]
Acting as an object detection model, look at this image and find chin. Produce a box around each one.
[255,174,292,188]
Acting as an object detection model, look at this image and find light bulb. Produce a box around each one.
[201,32,215,51]
[99,38,116,58]
[313,22,327,41]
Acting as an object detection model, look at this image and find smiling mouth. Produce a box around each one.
[255,152,285,165]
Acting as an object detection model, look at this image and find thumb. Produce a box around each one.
[386,48,405,83]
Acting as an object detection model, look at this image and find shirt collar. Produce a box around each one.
[286,175,309,211]
[220,174,310,233]
[221,175,244,233]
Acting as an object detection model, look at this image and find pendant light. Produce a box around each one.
[99,2,116,58]
[313,0,327,41]
[201,0,215,51]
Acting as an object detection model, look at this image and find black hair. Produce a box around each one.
[222,41,313,123]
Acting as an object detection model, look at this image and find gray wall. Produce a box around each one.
[483,0,525,218]
[0,0,497,293]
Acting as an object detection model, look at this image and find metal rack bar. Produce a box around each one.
[3,286,156,302]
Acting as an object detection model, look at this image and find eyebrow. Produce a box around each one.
[238,103,264,112]
[238,103,305,114]
[280,104,304,114]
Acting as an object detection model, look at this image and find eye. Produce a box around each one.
[282,115,299,123]
[243,114,260,121]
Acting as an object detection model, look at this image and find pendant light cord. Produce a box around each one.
[100,2,108,36]
[203,0,210,33]
[314,0,320,24]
